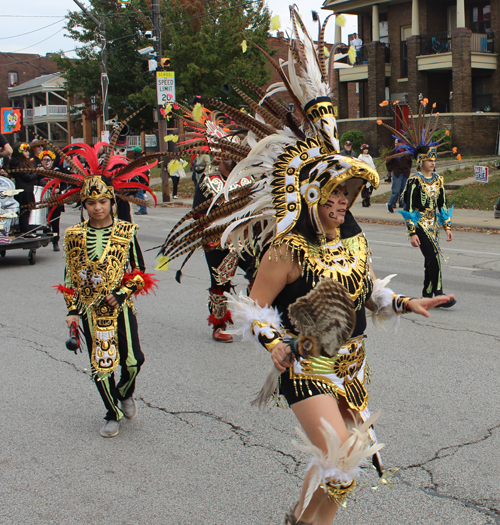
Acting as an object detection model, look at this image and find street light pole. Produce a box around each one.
[72,0,109,128]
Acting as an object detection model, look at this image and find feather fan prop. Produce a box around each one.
[249,279,355,410]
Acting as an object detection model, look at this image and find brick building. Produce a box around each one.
[322,0,500,156]
[0,53,58,110]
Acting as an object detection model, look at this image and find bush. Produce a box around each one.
[339,130,365,154]
[432,129,451,151]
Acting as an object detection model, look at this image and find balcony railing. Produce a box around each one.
[23,105,68,119]
[471,32,494,53]
[420,31,495,55]
[349,43,390,65]
[420,32,452,55]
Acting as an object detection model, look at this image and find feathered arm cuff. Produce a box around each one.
[113,271,159,305]
[437,205,454,230]
[54,284,79,314]
[398,210,420,236]
[367,275,413,331]
[224,291,283,351]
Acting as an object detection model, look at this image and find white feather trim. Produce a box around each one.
[366,274,401,332]
[223,291,283,344]
[292,410,384,513]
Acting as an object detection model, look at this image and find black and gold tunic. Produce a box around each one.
[401,172,453,254]
[271,216,373,413]
[63,220,145,378]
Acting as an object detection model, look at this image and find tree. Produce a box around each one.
[53,0,156,130]
[161,0,271,106]
[52,0,272,131]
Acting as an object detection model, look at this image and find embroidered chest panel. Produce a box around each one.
[65,220,136,306]
[415,173,443,202]
[276,233,372,309]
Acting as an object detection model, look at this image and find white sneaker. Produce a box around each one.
[120,397,137,420]
[100,419,120,438]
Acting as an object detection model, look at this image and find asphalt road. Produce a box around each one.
[1,205,499,525]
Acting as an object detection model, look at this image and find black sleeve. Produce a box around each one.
[192,176,209,209]
[0,134,7,148]
[129,233,146,272]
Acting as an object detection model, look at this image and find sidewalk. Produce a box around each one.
[149,176,500,231]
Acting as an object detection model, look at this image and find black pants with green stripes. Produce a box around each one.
[82,307,145,421]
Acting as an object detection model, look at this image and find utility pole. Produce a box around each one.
[72,0,109,129]
[151,0,170,202]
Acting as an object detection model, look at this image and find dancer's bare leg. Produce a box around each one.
[291,394,354,525]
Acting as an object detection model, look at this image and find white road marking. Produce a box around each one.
[369,239,500,257]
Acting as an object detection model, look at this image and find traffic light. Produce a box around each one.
[161,57,171,68]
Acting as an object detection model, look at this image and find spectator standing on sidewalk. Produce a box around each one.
[358,144,376,207]
[386,138,412,213]
[340,140,356,157]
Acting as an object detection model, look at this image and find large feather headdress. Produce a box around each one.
[158,7,379,265]
[377,98,458,169]
[7,111,162,215]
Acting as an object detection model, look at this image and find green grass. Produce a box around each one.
[447,173,500,210]
[372,164,500,210]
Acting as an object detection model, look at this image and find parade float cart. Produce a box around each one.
[0,177,54,265]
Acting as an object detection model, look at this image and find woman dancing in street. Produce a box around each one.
[159,9,454,523]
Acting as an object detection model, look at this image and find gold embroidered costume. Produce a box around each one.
[64,220,145,378]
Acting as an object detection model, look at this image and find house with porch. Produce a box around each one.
[322,0,500,156]
[7,73,73,146]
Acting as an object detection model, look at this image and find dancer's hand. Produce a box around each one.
[106,294,118,308]
[446,230,453,242]
[65,315,79,328]
[271,342,294,371]
[408,295,455,317]
[410,234,420,247]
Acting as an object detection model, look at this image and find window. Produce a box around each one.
[472,3,491,33]
[473,76,492,111]
[8,71,18,87]
[400,26,411,79]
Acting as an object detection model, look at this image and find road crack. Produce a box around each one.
[138,397,303,480]
[396,423,500,522]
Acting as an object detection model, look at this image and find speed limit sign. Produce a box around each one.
[156,71,176,105]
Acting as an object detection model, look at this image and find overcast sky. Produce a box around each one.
[1,1,356,57]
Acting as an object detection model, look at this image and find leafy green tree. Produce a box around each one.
[53,0,155,130]
[52,0,272,131]
[161,0,271,106]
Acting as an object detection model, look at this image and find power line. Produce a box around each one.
[8,29,65,54]
[0,18,66,40]
[0,15,64,18]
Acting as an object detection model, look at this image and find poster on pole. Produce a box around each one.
[474,165,489,183]
[156,71,176,105]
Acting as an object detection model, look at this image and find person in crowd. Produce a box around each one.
[39,149,65,251]
[30,140,44,168]
[358,144,376,207]
[7,142,43,236]
[339,140,356,157]
[385,138,412,213]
